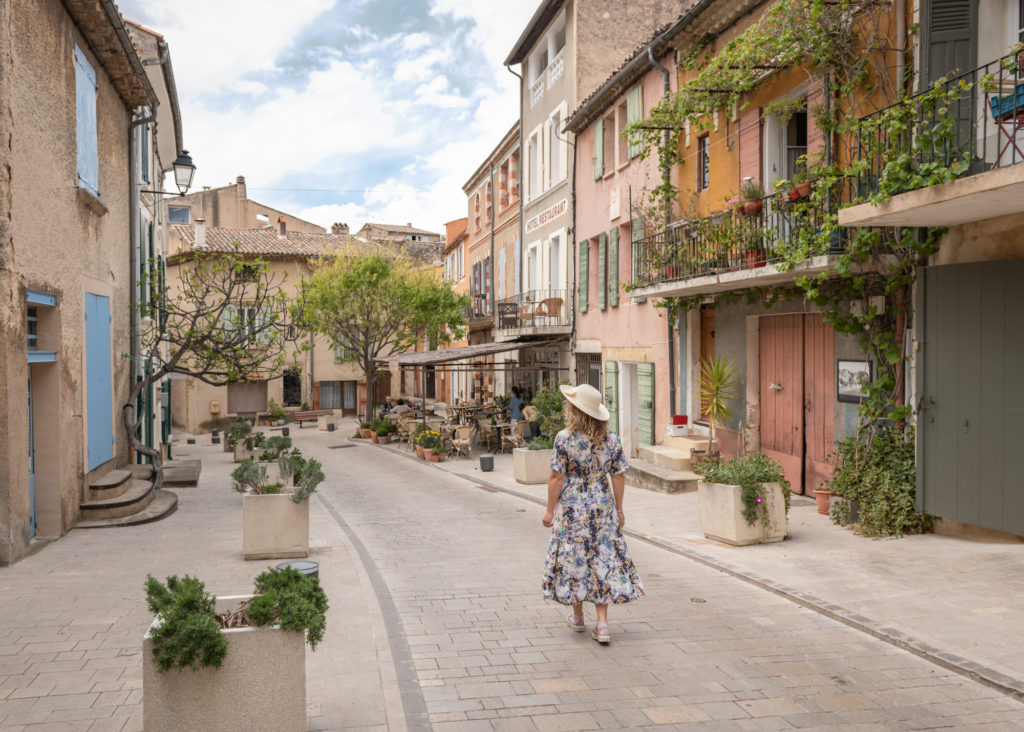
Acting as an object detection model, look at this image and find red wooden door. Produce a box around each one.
[760,314,804,491]
[700,306,715,421]
[759,313,835,494]
[803,314,835,494]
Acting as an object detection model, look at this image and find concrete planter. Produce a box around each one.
[143,594,305,732]
[242,493,309,560]
[316,414,336,431]
[513,447,552,485]
[697,481,787,546]
[233,442,252,463]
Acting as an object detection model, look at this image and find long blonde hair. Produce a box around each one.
[564,401,608,448]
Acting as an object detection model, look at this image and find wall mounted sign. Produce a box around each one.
[525,198,567,234]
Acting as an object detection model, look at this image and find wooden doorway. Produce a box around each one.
[759,313,835,494]
[699,305,715,421]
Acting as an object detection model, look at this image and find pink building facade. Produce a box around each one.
[566,44,678,459]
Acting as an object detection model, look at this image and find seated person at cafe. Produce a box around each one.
[390,399,413,415]
[380,395,394,414]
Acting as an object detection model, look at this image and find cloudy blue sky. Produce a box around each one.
[119,0,537,234]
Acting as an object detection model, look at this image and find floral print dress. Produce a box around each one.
[542,429,645,606]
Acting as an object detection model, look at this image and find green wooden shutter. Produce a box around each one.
[922,0,976,84]
[593,119,604,179]
[604,360,619,433]
[608,227,619,307]
[578,239,589,313]
[631,217,646,303]
[638,362,654,446]
[626,86,644,158]
[597,232,607,310]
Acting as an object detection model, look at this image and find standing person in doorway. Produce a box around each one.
[542,384,644,643]
[508,386,525,423]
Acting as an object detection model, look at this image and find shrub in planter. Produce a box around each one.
[692,355,736,462]
[257,435,292,462]
[143,568,328,732]
[267,398,288,425]
[233,454,324,559]
[695,453,790,545]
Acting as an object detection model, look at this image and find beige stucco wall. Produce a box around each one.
[172,180,325,233]
[932,211,1024,266]
[0,0,135,564]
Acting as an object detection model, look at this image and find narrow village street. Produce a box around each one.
[2,426,1023,731]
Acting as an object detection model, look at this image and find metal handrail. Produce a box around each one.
[495,289,570,329]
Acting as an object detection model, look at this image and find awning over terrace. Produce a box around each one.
[377,339,562,368]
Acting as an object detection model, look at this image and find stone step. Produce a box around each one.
[87,469,133,501]
[625,457,700,494]
[662,433,716,452]
[75,490,178,529]
[128,459,202,486]
[637,445,692,472]
[79,479,154,520]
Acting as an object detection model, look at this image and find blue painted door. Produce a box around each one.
[85,293,113,469]
[28,375,35,539]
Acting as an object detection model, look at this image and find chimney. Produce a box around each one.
[331,222,349,235]
[278,215,286,238]
[236,175,246,201]
[193,218,207,250]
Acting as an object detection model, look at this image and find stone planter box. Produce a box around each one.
[316,414,336,431]
[233,443,252,463]
[143,594,305,732]
[513,447,552,485]
[697,481,787,546]
[242,494,309,560]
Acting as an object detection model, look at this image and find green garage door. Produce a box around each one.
[917,261,1024,534]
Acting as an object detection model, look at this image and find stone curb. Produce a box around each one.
[369,440,1024,703]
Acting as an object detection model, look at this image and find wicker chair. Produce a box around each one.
[450,425,475,461]
[500,421,528,453]
[476,417,498,451]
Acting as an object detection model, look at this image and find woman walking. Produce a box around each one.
[542,383,644,643]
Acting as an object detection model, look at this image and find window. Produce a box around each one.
[237,265,257,283]
[283,369,301,406]
[593,119,604,179]
[617,100,629,165]
[140,124,150,184]
[549,234,561,293]
[785,109,808,179]
[334,344,356,362]
[527,243,539,292]
[168,206,190,224]
[548,109,561,184]
[697,135,710,191]
[528,132,540,199]
[256,213,269,224]
[319,381,341,410]
[74,45,98,195]
[27,306,38,351]
[626,86,643,158]
[227,382,268,414]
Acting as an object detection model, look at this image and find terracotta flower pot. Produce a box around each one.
[742,199,763,216]
[794,181,812,198]
[360,428,372,439]
[416,445,425,459]
[371,432,379,444]
[428,452,443,463]
[813,488,832,515]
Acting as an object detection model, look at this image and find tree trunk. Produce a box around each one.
[123,377,164,491]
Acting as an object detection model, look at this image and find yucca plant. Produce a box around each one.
[699,355,738,456]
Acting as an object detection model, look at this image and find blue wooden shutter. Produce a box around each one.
[597,232,607,310]
[85,293,114,469]
[593,119,604,179]
[604,360,619,433]
[626,86,644,158]
[608,227,619,307]
[578,239,589,313]
[75,46,99,195]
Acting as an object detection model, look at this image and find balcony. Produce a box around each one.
[495,289,571,339]
[529,45,566,108]
[631,190,847,299]
[530,74,545,108]
[840,50,1024,228]
[464,298,493,331]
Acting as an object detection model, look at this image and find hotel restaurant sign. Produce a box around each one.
[525,198,567,234]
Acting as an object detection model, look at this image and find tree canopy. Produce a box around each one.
[299,250,469,421]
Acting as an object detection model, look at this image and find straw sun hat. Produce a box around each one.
[559,383,610,421]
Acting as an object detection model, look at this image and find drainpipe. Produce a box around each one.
[489,161,495,317]
[649,47,677,418]
[506,65,525,299]
[896,0,906,95]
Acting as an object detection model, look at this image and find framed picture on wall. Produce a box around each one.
[837,359,872,403]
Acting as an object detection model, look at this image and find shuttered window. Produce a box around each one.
[578,239,589,313]
[631,218,646,303]
[626,86,644,158]
[75,46,99,195]
[597,233,607,310]
[638,362,654,446]
[593,119,604,179]
[141,124,150,184]
[604,360,619,433]
[923,0,975,85]
[608,227,619,307]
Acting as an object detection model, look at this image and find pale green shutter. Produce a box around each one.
[631,217,646,303]
[638,362,654,446]
[597,232,607,310]
[593,119,604,179]
[626,86,644,158]
[609,227,619,307]
[578,239,589,313]
[604,360,619,433]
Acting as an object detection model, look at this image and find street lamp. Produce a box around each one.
[172,150,196,196]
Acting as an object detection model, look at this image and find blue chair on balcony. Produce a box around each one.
[989,80,1024,166]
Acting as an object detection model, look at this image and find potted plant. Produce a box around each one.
[358,422,372,439]
[417,428,441,460]
[234,429,265,464]
[694,453,790,545]
[691,355,737,465]
[267,398,288,426]
[429,446,445,463]
[514,383,564,485]
[142,567,327,732]
[232,452,324,560]
[376,420,395,444]
[739,181,764,216]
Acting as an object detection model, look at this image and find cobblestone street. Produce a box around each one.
[2,427,1023,730]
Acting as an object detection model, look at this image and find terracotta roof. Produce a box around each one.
[361,222,441,237]
[168,225,370,259]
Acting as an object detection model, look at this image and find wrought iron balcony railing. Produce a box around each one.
[496,289,570,330]
[855,49,1024,199]
[464,297,492,322]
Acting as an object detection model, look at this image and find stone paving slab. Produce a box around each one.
[379,434,1024,701]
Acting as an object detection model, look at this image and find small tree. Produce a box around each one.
[300,250,468,422]
[126,249,295,490]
